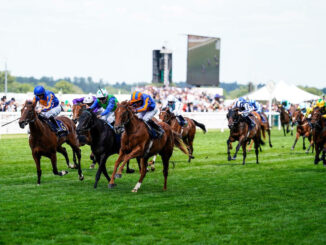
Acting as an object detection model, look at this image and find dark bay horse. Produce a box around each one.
[291,109,314,153]
[72,103,96,168]
[278,105,293,136]
[159,108,206,162]
[109,101,188,192]
[226,108,264,165]
[19,100,83,184]
[76,109,133,188]
[311,107,326,165]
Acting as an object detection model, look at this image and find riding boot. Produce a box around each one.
[147,119,164,138]
[245,116,255,129]
[49,116,64,136]
[177,115,187,127]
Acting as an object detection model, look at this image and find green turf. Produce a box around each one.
[0,129,325,244]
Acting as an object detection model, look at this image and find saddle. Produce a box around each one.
[176,115,188,127]
[38,115,68,137]
[144,119,164,139]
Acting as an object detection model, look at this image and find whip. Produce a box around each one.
[1,117,20,127]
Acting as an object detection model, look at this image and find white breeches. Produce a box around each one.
[101,111,115,124]
[137,106,158,122]
[41,105,61,118]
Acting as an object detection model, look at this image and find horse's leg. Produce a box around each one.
[306,135,313,154]
[286,124,290,134]
[70,144,83,181]
[241,141,247,165]
[94,154,108,188]
[314,144,321,164]
[291,124,293,136]
[116,147,142,178]
[232,142,241,160]
[227,138,232,161]
[57,145,74,169]
[148,155,156,171]
[90,152,96,169]
[187,135,195,162]
[50,153,68,176]
[291,132,300,150]
[247,140,254,152]
[283,125,286,136]
[132,157,148,193]
[32,152,42,185]
[267,129,272,147]
[254,137,259,164]
[161,153,171,190]
[126,160,135,173]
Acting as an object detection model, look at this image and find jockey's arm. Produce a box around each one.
[89,99,98,110]
[136,98,149,112]
[101,97,115,116]
[42,94,54,112]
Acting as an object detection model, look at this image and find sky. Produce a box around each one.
[0,0,325,87]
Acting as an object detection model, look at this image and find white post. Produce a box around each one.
[268,98,272,128]
[163,53,169,87]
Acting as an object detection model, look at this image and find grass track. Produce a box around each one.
[1,129,326,244]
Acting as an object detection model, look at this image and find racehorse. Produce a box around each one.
[278,105,293,136]
[72,103,96,168]
[291,109,314,153]
[311,107,326,165]
[248,111,272,151]
[109,101,188,192]
[226,108,264,165]
[19,100,83,184]
[158,108,206,162]
[76,109,133,188]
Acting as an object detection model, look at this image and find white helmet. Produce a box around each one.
[96,88,108,98]
[83,95,94,104]
[167,95,175,102]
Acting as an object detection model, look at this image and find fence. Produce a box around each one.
[0,111,281,135]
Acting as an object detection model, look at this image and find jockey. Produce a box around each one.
[316,99,326,118]
[130,91,164,138]
[298,102,307,114]
[163,95,187,127]
[90,89,118,124]
[32,85,64,135]
[281,100,292,115]
[249,99,265,122]
[233,97,255,129]
[73,95,100,113]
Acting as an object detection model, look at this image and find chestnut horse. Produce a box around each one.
[278,105,294,136]
[109,101,188,192]
[291,109,314,153]
[226,108,264,165]
[19,100,83,184]
[248,111,272,151]
[311,107,326,165]
[159,108,206,162]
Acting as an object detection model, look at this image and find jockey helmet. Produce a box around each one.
[83,95,94,104]
[96,89,108,99]
[167,95,175,102]
[238,97,245,102]
[34,85,45,96]
[317,99,325,108]
[130,91,143,103]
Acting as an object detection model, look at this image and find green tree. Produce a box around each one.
[0,71,16,92]
[9,82,34,93]
[54,80,83,94]
[298,86,323,96]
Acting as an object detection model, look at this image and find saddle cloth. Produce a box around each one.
[47,119,68,136]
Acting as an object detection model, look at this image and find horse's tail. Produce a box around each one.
[173,131,189,156]
[192,119,207,134]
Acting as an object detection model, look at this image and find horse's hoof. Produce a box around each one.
[79,175,84,181]
[232,157,237,160]
[151,166,155,172]
[126,169,135,174]
[69,163,76,169]
[37,184,40,186]
[227,156,231,161]
[291,147,294,151]
[108,183,117,189]
[61,170,68,176]
[115,173,122,179]
[305,151,309,154]
[131,188,138,193]
[89,164,95,169]
[270,144,273,148]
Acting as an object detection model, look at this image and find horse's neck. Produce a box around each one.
[124,115,142,135]
[90,119,106,139]
[29,117,47,136]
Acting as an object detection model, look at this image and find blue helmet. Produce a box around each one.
[238,97,246,102]
[34,85,45,96]
[249,99,255,105]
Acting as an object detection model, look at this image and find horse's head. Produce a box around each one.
[311,107,321,129]
[72,103,86,124]
[159,107,173,123]
[114,101,133,134]
[76,109,96,134]
[19,100,36,129]
[292,110,302,124]
[227,108,239,129]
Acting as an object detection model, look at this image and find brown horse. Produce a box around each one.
[159,108,206,162]
[311,107,326,165]
[291,109,314,153]
[248,111,272,151]
[227,108,264,165]
[19,100,83,184]
[278,105,293,136]
[108,101,188,192]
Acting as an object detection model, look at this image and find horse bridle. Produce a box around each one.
[77,110,95,133]
[20,106,35,126]
[114,104,133,130]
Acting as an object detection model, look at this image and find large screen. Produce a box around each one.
[187,35,220,86]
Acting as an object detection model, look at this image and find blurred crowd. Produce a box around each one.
[0,96,18,112]
[136,85,226,112]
